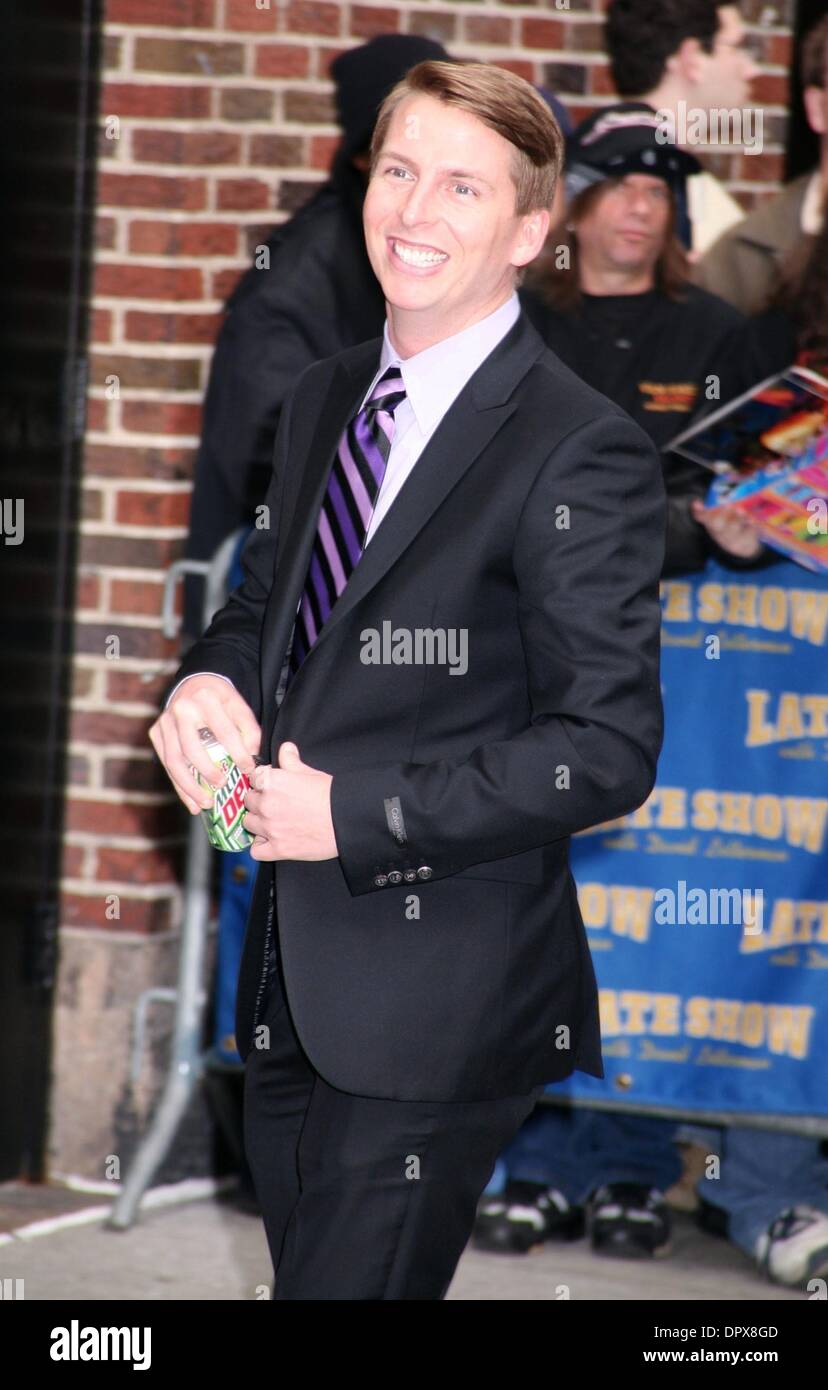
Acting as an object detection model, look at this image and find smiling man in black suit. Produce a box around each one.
[149,60,666,1300]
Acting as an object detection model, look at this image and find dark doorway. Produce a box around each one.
[0,1,101,1180]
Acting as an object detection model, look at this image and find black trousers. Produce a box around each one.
[243,932,543,1300]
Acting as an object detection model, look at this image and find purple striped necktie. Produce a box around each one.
[289,364,407,674]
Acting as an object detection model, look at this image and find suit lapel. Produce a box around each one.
[263,311,546,711]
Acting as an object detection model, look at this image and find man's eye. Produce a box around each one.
[386,166,412,179]
[452,183,476,198]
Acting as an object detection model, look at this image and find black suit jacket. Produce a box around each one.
[172,310,666,1101]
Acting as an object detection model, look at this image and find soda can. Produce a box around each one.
[192,726,255,852]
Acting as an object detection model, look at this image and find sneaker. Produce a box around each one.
[755,1206,828,1288]
[587,1182,672,1258]
[472,1180,585,1254]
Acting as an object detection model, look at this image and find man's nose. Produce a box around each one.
[400,179,437,225]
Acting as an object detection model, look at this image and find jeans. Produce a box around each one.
[489,1106,828,1260]
[490,1106,682,1206]
[696,1126,828,1257]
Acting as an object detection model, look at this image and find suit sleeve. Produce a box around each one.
[330,412,667,895]
[165,375,299,719]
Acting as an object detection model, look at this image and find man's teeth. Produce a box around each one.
[392,240,448,266]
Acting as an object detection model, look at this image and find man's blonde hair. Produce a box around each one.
[369,59,564,215]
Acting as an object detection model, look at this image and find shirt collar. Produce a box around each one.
[370,293,521,436]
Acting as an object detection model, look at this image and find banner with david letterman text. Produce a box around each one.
[559,556,828,1118]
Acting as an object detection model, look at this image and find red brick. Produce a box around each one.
[68,754,91,786]
[285,2,340,35]
[496,59,536,82]
[248,134,304,167]
[96,216,118,250]
[220,87,275,121]
[102,83,211,119]
[317,44,350,78]
[121,400,203,436]
[124,309,222,344]
[309,133,340,170]
[82,488,104,522]
[134,37,244,76]
[106,0,215,24]
[349,6,399,37]
[102,757,170,796]
[76,574,102,610]
[216,178,271,210]
[254,43,311,78]
[132,129,242,165]
[225,0,279,30]
[283,88,336,124]
[128,219,238,256]
[751,73,789,105]
[73,623,179,661]
[89,308,113,343]
[97,172,208,211]
[66,798,181,837]
[107,669,174,705]
[87,399,109,431]
[567,20,604,52]
[409,11,456,42]
[211,268,245,301]
[61,892,175,933]
[115,490,191,528]
[78,535,184,569]
[109,578,166,616]
[590,62,615,96]
[62,844,87,878]
[94,263,203,300]
[90,353,201,391]
[95,844,184,886]
[70,709,156,745]
[84,443,195,481]
[72,666,97,699]
[522,18,566,49]
[738,151,784,182]
[464,16,513,45]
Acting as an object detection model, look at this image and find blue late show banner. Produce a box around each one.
[559,556,828,1119]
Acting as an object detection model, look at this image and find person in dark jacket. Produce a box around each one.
[520,103,767,576]
[183,34,449,636]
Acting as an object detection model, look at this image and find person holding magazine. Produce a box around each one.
[475,103,828,1284]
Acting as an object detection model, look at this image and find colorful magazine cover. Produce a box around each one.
[668,367,828,572]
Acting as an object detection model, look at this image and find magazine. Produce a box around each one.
[668,366,828,573]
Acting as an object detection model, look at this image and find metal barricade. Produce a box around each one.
[108,530,246,1230]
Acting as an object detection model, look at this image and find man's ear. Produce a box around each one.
[669,36,705,87]
[802,84,827,137]
[513,207,551,268]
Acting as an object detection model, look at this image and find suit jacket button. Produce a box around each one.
[373,874,388,888]
[403,870,417,883]
[416,866,433,880]
[387,870,403,885]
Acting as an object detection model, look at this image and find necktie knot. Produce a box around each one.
[365,364,406,419]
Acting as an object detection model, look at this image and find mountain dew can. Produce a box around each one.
[193,726,254,851]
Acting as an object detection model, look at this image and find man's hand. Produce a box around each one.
[149,674,261,814]
[243,742,337,862]
[690,497,764,559]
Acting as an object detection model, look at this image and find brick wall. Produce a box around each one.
[53,0,794,1174]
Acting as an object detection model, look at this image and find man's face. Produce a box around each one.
[575,173,672,281]
[690,5,756,111]
[363,92,549,338]
[802,49,828,152]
